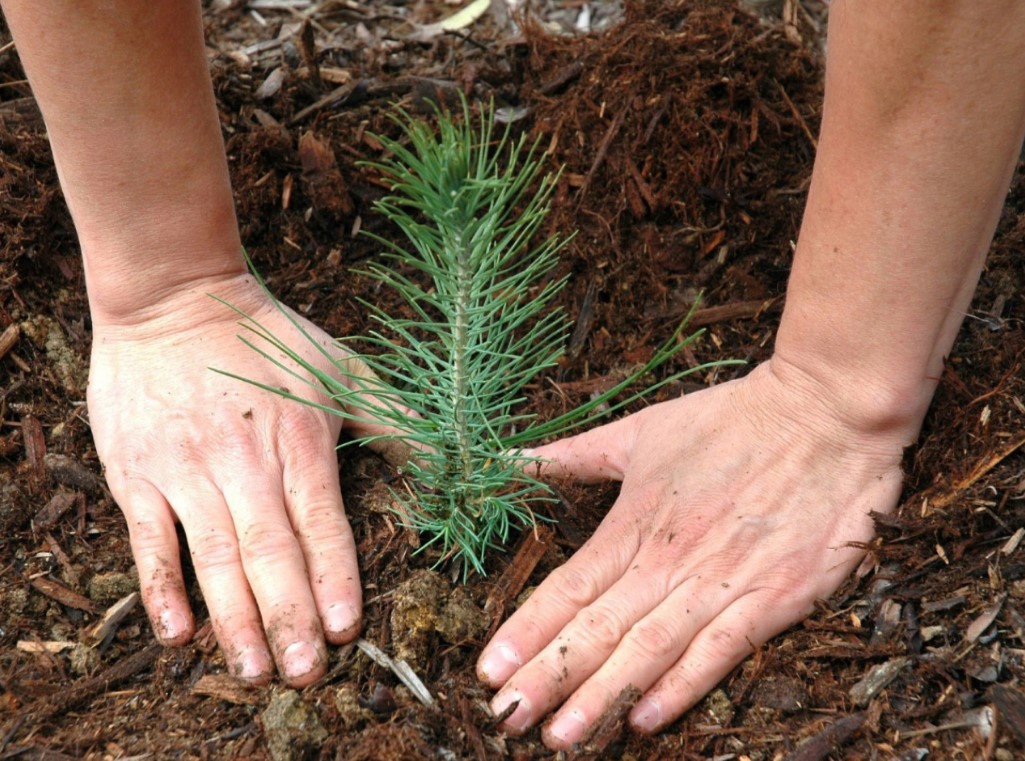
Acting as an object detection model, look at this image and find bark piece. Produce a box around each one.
[29,576,98,614]
[849,656,912,706]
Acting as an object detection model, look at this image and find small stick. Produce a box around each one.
[930,433,1025,510]
[84,592,140,646]
[288,80,361,125]
[581,685,643,754]
[16,640,75,654]
[484,525,552,617]
[29,576,98,614]
[776,80,818,150]
[355,639,434,707]
[577,108,627,202]
[22,642,161,725]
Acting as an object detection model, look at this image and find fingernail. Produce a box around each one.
[158,610,188,642]
[236,646,272,680]
[631,697,662,732]
[491,689,531,733]
[547,708,587,746]
[479,642,521,684]
[324,602,360,635]
[282,640,320,679]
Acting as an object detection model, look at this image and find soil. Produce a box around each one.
[2,1,1025,759]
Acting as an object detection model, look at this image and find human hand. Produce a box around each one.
[87,273,398,687]
[477,359,910,747]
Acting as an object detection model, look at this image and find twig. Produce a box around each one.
[929,433,1025,510]
[23,642,161,725]
[776,80,817,150]
[84,592,140,646]
[655,297,783,327]
[484,525,552,629]
[288,80,362,125]
[28,576,98,614]
[355,639,434,707]
[577,108,627,202]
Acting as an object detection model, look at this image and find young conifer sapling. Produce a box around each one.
[220,98,732,578]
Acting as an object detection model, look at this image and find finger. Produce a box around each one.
[527,413,639,482]
[334,353,418,467]
[117,481,194,646]
[629,591,811,734]
[539,579,733,748]
[479,516,640,724]
[281,430,362,645]
[178,489,275,682]
[223,474,328,687]
[493,565,705,739]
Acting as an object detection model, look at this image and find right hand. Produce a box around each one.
[88,272,403,686]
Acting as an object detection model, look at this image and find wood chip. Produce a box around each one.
[966,594,1006,642]
[921,595,966,613]
[43,453,107,495]
[22,643,161,725]
[849,656,912,706]
[16,640,76,654]
[581,685,642,754]
[784,714,866,761]
[1001,526,1024,556]
[22,414,46,485]
[29,576,99,614]
[192,673,262,705]
[0,323,19,361]
[484,524,552,617]
[255,66,286,100]
[83,592,140,646]
[355,639,433,707]
[32,489,80,530]
[989,684,1025,746]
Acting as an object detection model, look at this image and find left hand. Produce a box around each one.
[477,358,908,748]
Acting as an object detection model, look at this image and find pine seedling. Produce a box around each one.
[219,97,733,578]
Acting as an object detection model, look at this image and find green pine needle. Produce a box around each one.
[217,96,740,579]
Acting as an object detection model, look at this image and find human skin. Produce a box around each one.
[3,0,1024,745]
[476,1,1025,747]
[0,0,408,687]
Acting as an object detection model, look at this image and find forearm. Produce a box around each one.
[775,0,1025,438]
[1,0,244,325]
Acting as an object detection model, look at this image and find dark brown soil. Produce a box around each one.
[2,2,1024,759]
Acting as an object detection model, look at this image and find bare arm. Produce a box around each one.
[480,0,1025,747]
[1,1,244,323]
[776,0,1025,438]
[1,0,385,687]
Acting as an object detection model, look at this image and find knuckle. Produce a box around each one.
[574,604,628,652]
[277,404,330,447]
[549,565,603,609]
[126,516,171,556]
[296,500,345,535]
[189,527,242,573]
[626,618,679,661]
[239,521,300,564]
[696,625,748,666]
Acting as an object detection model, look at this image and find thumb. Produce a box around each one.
[526,414,638,483]
[333,353,417,468]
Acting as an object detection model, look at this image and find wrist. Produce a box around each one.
[767,340,933,445]
[82,204,247,327]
